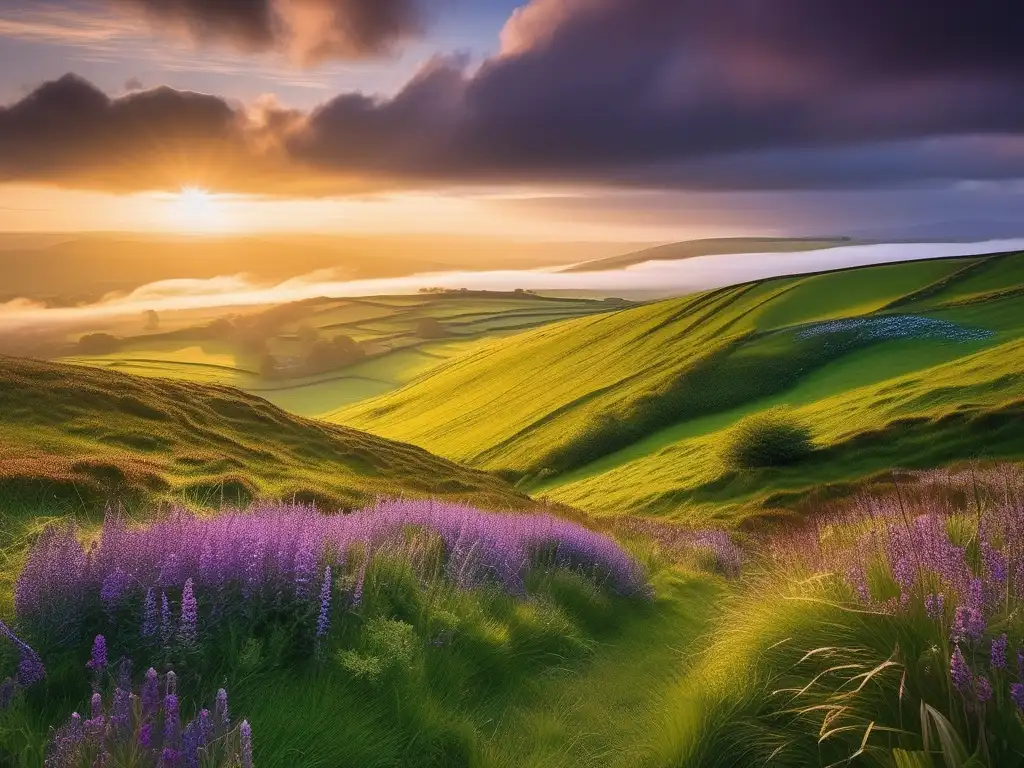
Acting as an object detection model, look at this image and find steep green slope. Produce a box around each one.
[0,356,530,516]
[335,252,1024,520]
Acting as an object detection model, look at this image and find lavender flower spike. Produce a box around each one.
[951,645,972,694]
[240,720,253,768]
[142,588,157,638]
[141,668,160,719]
[180,578,198,647]
[88,634,107,674]
[316,565,332,639]
[991,634,1008,670]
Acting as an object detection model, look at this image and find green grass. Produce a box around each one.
[335,252,1024,523]
[0,356,531,524]
[62,293,622,418]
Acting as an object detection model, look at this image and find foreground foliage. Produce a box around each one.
[665,466,1024,767]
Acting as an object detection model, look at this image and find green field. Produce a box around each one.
[62,293,625,417]
[337,252,1024,523]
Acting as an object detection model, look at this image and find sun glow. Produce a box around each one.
[171,186,223,233]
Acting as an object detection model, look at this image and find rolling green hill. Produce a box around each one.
[0,356,531,518]
[564,236,857,272]
[60,292,625,417]
[335,251,1024,523]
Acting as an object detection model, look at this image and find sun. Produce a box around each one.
[172,186,220,233]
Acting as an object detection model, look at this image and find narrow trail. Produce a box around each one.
[480,570,725,768]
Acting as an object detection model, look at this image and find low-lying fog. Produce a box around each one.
[2,238,1022,334]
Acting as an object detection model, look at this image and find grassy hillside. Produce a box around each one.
[336,251,1024,523]
[565,236,857,272]
[0,356,530,519]
[61,292,625,417]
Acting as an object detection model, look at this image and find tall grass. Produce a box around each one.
[662,465,1024,767]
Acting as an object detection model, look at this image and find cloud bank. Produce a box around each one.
[3,240,1022,333]
[1,0,1023,193]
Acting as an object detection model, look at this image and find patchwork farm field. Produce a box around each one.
[61,292,624,417]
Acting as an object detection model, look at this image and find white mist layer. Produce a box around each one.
[2,239,1022,332]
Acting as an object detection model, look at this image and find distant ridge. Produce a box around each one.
[564,237,857,273]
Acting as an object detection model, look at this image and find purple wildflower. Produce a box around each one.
[182,719,201,768]
[976,676,993,704]
[951,645,972,693]
[88,634,108,675]
[142,588,158,638]
[316,565,332,638]
[111,688,131,735]
[991,633,1008,669]
[214,688,229,735]
[164,693,181,749]
[924,593,945,619]
[161,592,172,646]
[161,748,182,768]
[951,607,985,644]
[240,720,253,768]
[100,567,131,616]
[139,722,154,748]
[141,668,160,718]
[1011,683,1024,712]
[17,652,45,688]
[179,578,198,647]
[198,709,213,746]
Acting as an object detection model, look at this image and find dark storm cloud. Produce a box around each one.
[0,74,259,190]
[106,0,426,64]
[2,0,1024,193]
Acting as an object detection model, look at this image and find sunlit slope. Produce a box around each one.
[0,356,530,515]
[335,252,1024,518]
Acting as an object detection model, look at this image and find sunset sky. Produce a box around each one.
[1,1,1022,239]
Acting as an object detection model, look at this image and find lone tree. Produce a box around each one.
[415,318,447,339]
[78,333,121,355]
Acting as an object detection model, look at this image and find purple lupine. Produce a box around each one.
[161,748,182,768]
[182,719,201,768]
[141,668,160,718]
[951,607,985,644]
[180,578,198,646]
[214,689,229,735]
[976,676,993,704]
[18,652,45,688]
[1011,683,1024,712]
[87,634,108,675]
[240,720,253,768]
[951,646,972,693]
[164,693,181,749]
[111,688,131,735]
[161,592,172,645]
[49,712,84,765]
[139,722,154,749]
[991,634,1008,669]
[198,709,213,746]
[100,567,131,617]
[142,588,158,638]
[316,565,333,638]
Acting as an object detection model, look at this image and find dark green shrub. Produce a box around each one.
[721,408,813,469]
